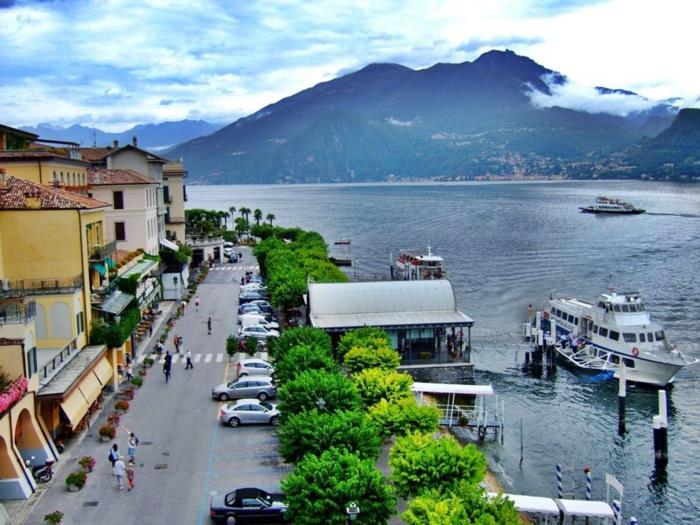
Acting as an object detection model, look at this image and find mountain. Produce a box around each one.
[21,120,222,151]
[169,50,681,183]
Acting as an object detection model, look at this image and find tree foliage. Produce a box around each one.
[278,409,381,463]
[268,326,332,362]
[344,345,400,375]
[389,432,487,498]
[352,368,413,408]
[367,397,441,438]
[274,343,337,386]
[336,327,392,361]
[282,449,396,525]
[89,308,141,347]
[278,370,361,421]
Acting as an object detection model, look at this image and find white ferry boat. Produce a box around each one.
[579,196,645,214]
[539,289,696,386]
[393,246,445,280]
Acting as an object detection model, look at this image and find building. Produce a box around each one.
[307,279,474,361]
[162,160,187,243]
[0,150,89,195]
[87,168,159,256]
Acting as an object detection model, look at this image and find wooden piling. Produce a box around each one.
[618,362,626,435]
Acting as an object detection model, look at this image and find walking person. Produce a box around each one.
[126,461,135,492]
[125,362,133,381]
[180,299,187,314]
[113,456,126,490]
[127,432,139,462]
[185,349,194,369]
[173,335,180,354]
[164,360,172,382]
[156,340,164,356]
[207,317,212,335]
[195,296,200,311]
[108,444,119,468]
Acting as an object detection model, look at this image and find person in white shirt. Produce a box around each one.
[185,349,193,369]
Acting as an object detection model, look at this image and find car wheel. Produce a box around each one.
[218,393,229,401]
[270,416,279,426]
[239,372,247,377]
[228,417,240,428]
[257,392,268,401]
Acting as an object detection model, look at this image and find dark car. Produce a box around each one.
[210,487,287,523]
[239,291,268,303]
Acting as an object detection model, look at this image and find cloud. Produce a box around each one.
[456,35,543,54]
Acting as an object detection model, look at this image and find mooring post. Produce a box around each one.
[618,361,627,435]
[584,465,592,500]
[654,389,669,464]
[612,499,621,525]
[556,464,563,498]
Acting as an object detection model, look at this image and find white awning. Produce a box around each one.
[412,382,494,396]
[160,237,178,251]
[555,499,615,518]
[488,493,559,515]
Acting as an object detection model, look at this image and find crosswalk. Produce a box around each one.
[137,352,230,365]
[211,265,259,271]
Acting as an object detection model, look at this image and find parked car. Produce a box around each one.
[242,300,273,314]
[209,487,287,523]
[211,378,277,401]
[241,283,267,292]
[236,358,275,377]
[238,304,262,316]
[239,291,268,303]
[219,399,280,427]
[227,253,239,263]
[240,314,279,330]
[239,325,279,340]
[223,241,235,248]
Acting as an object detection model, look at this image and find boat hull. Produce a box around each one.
[579,207,646,215]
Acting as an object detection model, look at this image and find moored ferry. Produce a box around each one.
[393,246,445,280]
[537,288,696,387]
[579,196,646,214]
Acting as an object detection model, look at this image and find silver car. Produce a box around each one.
[211,378,277,401]
[236,358,275,378]
[219,399,280,427]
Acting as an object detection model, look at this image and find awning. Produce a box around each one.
[96,290,134,315]
[160,237,178,251]
[60,388,90,428]
[106,257,117,270]
[77,372,102,407]
[90,263,106,277]
[120,258,159,280]
[92,357,113,386]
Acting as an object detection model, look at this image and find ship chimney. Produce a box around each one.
[132,135,138,147]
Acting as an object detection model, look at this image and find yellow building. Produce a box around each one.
[0,150,90,194]
[0,171,116,499]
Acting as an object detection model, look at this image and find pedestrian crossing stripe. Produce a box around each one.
[194,354,202,363]
[136,353,228,364]
[172,355,181,364]
[216,354,223,363]
[205,353,213,363]
[211,265,260,271]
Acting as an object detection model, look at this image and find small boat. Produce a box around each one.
[532,287,696,386]
[393,246,445,280]
[334,239,351,245]
[579,196,645,214]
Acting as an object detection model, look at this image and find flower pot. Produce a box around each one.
[67,484,80,492]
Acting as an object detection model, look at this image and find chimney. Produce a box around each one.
[113,139,119,148]
[132,135,138,147]
[24,190,42,209]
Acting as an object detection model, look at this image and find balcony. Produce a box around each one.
[166,216,186,224]
[0,274,83,299]
[0,300,36,324]
[89,240,117,261]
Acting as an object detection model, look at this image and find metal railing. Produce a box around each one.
[0,300,36,324]
[89,240,117,260]
[166,216,186,224]
[38,338,79,384]
[0,274,83,298]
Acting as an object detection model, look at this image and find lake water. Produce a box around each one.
[189,180,700,524]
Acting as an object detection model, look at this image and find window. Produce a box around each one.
[567,314,574,323]
[76,312,84,334]
[623,358,636,368]
[609,330,620,341]
[599,327,608,337]
[639,333,646,343]
[26,347,37,378]
[623,333,637,343]
[647,332,653,341]
[113,191,124,209]
[115,222,126,241]
[613,305,621,312]
[621,305,629,312]
[163,185,170,203]
[610,354,620,364]
[655,331,665,341]
[593,325,598,334]
[574,317,579,325]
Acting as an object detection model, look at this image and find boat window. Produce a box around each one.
[609,330,620,341]
[623,333,637,343]
[550,307,555,315]
[655,331,665,341]
[610,354,620,364]
[598,301,605,309]
[599,327,608,337]
[647,332,654,341]
[567,314,574,323]
[555,309,562,318]
[639,333,646,343]
[613,305,621,312]
[592,325,598,334]
[623,358,635,368]
[574,318,579,325]
[621,305,630,312]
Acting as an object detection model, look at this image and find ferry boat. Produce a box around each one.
[393,246,445,280]
[579,196,646,214]
[536,288,696,386]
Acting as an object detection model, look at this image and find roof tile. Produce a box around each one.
[0,175,110,210]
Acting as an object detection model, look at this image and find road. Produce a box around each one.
[25,248,291,525]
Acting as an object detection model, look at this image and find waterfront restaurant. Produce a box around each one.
[307,280,474,362]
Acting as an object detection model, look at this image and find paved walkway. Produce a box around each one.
[19,247,290,525]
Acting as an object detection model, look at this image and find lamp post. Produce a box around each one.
[346,502,360,523]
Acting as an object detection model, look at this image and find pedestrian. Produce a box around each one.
[113,456,126,490]
[195,296,200,311]
[180,299,187,313]
[164,351,172,367]
[108,444,119,468]
[240,276,244,285]
[207,317,212,335]
[185,349,194,369]
[126,362,133,381]
[156,340,164,356]
[164,361,172,382]
[127,432,139,462]
[148,324,153,337]
[126,462,135,491]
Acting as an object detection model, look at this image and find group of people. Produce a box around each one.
[108,432,139,491]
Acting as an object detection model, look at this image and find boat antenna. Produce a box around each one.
[427,242,432,256]
[608,274,615,293]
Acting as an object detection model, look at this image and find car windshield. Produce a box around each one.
[260,401,274,410]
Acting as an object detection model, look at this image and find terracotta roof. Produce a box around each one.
[88,168,157,185]
[0,176,110,210]
[0,150,66,159]
[78,147,112,162]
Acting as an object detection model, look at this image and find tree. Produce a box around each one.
[266,212,275,226]
[268,326,332,362]
[366,397,440,438]
[343,345,400,375]
[277,370,361,421]
[228,206,236,229]
[336,327,392,361]
[351,368,413,408]
[253,208,263,226]
[278,409,381,463]
[274,343,336,386]
[389,432,487,498]
[282,449,395,525]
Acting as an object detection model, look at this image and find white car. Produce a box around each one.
[241,283,267,293]
[239,314,279,330]
[239,325,279,340]
[236,358,275,377]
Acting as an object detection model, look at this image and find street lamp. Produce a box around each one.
[346,502,360,522]
[316,397,326,411]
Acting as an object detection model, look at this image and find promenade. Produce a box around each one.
[20,248,291,525]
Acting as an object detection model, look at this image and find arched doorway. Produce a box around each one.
[0,436,32,499]
[15,409,50,465]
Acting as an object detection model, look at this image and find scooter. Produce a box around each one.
[25,457,54,483]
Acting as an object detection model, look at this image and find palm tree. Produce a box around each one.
[228,206,236,229]
[266,213,275,226]
[253,209,263,226]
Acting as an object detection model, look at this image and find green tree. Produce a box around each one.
[352,368,413,408]
[278,370,361,420]
[278,409,381,463]
[268,326,332,362]
[253,208,263,226]
[266,212,275,226]
[282,449,395,525]
[344,345,400,375]
[367,397,441,438]
[228,205,236,229]
[336,327,392,361]
[389,432,487,498]
[274,343,336,386]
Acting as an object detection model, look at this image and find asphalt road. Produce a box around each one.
[25,248,290,525]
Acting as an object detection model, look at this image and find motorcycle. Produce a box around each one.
[25,457,54,483]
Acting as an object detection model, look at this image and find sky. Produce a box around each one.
[1,0,698,131]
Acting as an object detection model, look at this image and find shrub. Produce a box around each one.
[115,400,130,412]
[343,345,400,375]
[78,456,96,471]
[130,376,143,388]
[389,432,487,498]
[270,326,332,362]
[282,449,395,525]
[278,409,381,463]
[65,471,87,489]
[274,343,336,386]
[336,326,391,361]
[99,425,116,439]
[143,357,155,367]
[351,368,413,408]
[244,336,258,355]
[278,370,361,420]
[367,397,441,438]
[226,336,238,358]
[44,510,64,524]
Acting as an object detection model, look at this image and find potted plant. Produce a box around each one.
[99,424,116,442]
[44,510,64,524]
[65,471,87,492]
[78,455,96,473]
[107,413,120,426]
[131,376,143,388]
[123,387,135,400]
[115,400,130,413]
[138,368,147,378]
[143,356,155,368]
